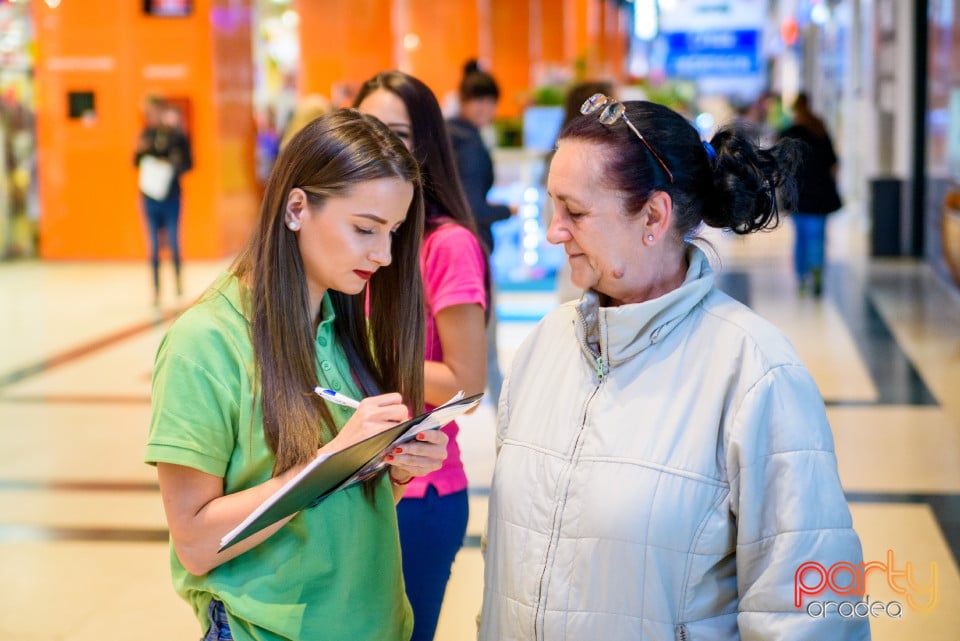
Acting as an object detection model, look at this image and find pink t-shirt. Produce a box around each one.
[405,221,487,498]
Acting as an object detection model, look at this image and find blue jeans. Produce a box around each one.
[142,195,182,296]
[397,487,469,641]
[202,600,232,641]
[791,213,827,279]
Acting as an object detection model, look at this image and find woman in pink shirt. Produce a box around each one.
[355,72,489,641]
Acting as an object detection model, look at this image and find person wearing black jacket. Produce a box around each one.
[447,60,513,404]
[778,93,842,297]
[134,96,193,306]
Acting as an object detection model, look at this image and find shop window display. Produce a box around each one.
[0,1,37,259]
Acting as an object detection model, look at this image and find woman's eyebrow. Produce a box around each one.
[353,213,389,224]
[551,191,588,209]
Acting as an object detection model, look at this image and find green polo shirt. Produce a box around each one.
[145,272,412,641]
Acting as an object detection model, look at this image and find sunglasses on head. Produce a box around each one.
[580,93,674,184]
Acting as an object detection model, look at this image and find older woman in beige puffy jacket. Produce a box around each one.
[479,94,871,641]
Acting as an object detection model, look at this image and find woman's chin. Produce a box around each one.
[567,269,595,292]
[332,282,367,296]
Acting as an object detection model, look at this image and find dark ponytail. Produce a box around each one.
[558,100,801,239]
[458,59,500,102]
[703,127,801,234]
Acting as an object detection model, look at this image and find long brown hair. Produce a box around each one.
[354,70,492,320]
[232,109,425,475]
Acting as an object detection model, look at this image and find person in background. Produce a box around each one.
[279,93,333,150]
[479,93,870,641]
[732,91,776,147]
[355,71,488,641]
[134,96,193,306]
[255,104,281,192]
[778,92,843,297]
[447,59,511,407]
[561,80,614,131]
[145,109,449,641]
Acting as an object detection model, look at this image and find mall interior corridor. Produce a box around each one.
[1,209,959,640]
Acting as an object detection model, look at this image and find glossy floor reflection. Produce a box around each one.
[2,212,960,640]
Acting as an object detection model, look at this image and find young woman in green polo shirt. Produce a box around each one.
[145,109,448,641]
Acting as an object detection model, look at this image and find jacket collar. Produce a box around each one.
[574,245,714,372]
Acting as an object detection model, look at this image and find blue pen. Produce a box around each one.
[313,386,361,409]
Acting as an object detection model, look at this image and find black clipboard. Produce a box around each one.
[219,392,483,551]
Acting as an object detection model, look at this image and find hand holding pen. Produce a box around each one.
[314,387,448,481]
[315,389,408,446]
[314,387,361,409]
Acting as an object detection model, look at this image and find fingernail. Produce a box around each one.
[385,455,394,462]
[416,434,425,441]
[394,447,403,454]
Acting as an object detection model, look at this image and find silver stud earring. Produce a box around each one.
[647,234,654,242]
[287,221,300,231]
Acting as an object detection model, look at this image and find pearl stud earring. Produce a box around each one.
[287,221,300,231]
[647,234,654,242]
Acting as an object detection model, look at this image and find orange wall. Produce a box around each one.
[296,0,628,118]
[297,0,482,113]
[32,0,625,259]
[530,0,568,81]
[35,0,258,260]
[604,2,629,80]
[296,0,393,107]
[490,0,532,111]
[400,0,482,110]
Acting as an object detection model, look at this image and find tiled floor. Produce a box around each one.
[2,211,960,640]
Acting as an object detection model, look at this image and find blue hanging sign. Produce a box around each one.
[662,29,761,77]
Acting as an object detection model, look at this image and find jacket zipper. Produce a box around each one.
[532,386,598,640]
[675,623,689,641]
[533,312,604,639]
[575,305,606,384]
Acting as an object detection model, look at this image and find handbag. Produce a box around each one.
[138,154,175,200]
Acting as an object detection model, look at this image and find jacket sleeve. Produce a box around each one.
[133,130,151,168]
[452,132,512,229]
[824,132,839,170]
[181,131,194,174]
[727,363,871,641]
[169,131,193,176]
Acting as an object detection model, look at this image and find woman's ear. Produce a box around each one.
[642,191,673,245]
[284,188,307,231]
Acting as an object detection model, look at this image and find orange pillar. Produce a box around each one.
[399,0,481,112]
[295,0,393,105]
[564,0,588,73]
[292,1,627,129]
[34,0,258,260]
[603,0,629,82]
[209,2,260,256]
[490,0,533,116]
[572,0,628,80]
[530,0,568,85]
